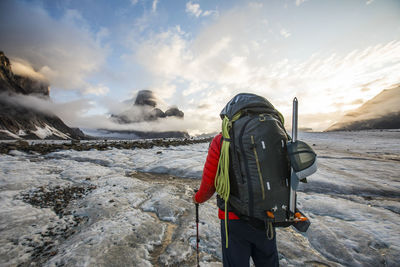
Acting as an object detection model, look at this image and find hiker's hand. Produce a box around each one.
[192,194,199,204]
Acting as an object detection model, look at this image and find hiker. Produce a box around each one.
[193,93,281,267]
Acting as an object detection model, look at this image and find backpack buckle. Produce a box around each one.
[259,114,266,121]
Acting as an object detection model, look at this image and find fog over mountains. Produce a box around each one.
[0,51,85,140]
[327,85,400,131]
[102,90,188,139]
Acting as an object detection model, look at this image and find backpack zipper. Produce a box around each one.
[251,135,265,200]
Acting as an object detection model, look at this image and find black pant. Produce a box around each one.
[221,219,279,267]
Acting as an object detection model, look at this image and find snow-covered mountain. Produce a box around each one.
[327,85,400,131]
[0,51,85,140]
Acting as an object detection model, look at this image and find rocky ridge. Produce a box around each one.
[0,137,212,155]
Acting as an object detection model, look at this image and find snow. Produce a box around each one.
[0,130,399,266]
[33,124,70,139]
[0,129,21,139]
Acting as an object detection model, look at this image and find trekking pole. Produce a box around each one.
[194,189,200,267]
[289,97,298,219]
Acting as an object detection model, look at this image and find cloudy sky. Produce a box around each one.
[1,0,399,134]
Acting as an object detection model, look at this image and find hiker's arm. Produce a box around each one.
[194,134,222,203]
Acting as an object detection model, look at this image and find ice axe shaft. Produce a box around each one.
[292,97,298,142]
[289,97,298,217]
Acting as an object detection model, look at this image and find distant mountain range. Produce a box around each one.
[0,51,85,140]
[326,85,400,131]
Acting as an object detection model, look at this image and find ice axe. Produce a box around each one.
[194,189,200,267]
[289,97,298,218]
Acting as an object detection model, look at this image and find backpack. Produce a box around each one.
[215,93,317,244]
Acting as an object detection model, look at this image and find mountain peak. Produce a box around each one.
[0,52,84,140]
[0,52,49,96]
[326,85,400,131]
[135,90,158,107]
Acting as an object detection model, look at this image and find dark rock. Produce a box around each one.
[165,107,184,118]
[18,184,96,217]
[16,140,29,148]
[150,108,166,119]
[14,75,50,96]
[134,90,157,107]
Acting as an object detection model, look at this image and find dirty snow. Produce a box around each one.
[0,130,399,266]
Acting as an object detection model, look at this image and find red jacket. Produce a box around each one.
[194,134,239,220]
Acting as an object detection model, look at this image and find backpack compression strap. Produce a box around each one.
[215,112,241,248]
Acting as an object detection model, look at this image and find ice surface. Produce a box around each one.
[0,130,399,266]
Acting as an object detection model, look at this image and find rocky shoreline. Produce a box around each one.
[0,137,213,155]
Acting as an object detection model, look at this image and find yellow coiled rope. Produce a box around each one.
[214,112,241,248]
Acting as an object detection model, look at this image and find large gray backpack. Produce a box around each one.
[215,93,316,237]
[216,93,290,222]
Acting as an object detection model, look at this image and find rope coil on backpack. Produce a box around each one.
[215,112,241,248]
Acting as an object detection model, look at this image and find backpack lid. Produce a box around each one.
[220,93,278,120]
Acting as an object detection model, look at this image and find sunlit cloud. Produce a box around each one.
[185,1,218,18]
[186,1,202,17]
[249,2,263,8]
[134,15,400,132]
[280,28,291,38]
[10,58,47,82]
[84,84,110,96]
[0,0,109,94]
[152,0,159,12]
[296,0,308,6]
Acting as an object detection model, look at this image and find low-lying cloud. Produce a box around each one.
[1,93,212,134]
